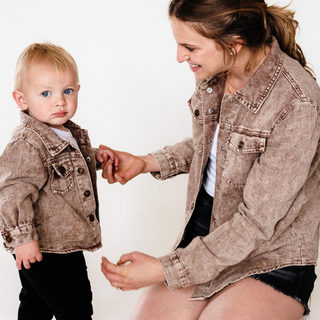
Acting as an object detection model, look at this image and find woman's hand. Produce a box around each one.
[101,252,166,291]
[99,145,159,185]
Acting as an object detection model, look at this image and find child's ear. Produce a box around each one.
[12,90,27,110]
[78,85,80,92]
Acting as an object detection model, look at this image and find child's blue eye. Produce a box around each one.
[42,91,51,97]
[64,89,73,95]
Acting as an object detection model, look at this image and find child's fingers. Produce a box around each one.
[23,259,31,269]
[36,252,43,262]
[16,258,22,270]
[96,150,107,163]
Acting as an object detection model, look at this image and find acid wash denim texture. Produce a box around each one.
[0,112,102,254]
[152,37,320,299]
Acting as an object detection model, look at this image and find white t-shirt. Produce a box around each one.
[203,124,219,197]
[50,127,80,151]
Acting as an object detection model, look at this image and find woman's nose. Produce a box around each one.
[176,46,189,63]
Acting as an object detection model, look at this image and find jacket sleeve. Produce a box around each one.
[150,137,194,180]
[0,139,48,250]
[158,102,320,290]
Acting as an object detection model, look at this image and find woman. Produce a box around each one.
[99,0,320,319]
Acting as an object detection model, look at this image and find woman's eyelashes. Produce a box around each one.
[185,46,195,52]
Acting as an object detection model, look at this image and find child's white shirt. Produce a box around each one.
[50,127,80,151]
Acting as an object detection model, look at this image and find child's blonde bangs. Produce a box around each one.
[14,43,79,90]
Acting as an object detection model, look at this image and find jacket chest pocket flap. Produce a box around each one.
[223,132,266,187]
[50,157,75,195]
[227,132,266,154]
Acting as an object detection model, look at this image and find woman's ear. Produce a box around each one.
[229,41,243,55]
[233,42,242,54]
[229,36,243,55]
[12,90,27,110]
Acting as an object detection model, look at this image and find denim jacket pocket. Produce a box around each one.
[50,155,75,195]
[227,132,266,154]
[223,132,266,187]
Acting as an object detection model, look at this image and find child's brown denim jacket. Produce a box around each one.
[0,112,102,253]
[153,38,320,299]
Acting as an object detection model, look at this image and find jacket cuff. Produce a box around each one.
[2,224,38,251]
[150,150,177,180]
[158,252,189,291]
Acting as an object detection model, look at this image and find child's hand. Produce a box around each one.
[14,240,43,270]
[96,149,119,171]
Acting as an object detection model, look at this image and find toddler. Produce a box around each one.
[0,43,116,320]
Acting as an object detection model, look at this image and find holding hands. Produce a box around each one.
[98,144,160,185]
[95,147,119,172]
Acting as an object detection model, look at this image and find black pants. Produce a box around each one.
[178,186,213,249]
[15,251,93,320]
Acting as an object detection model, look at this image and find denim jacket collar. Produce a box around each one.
[234,37,284,113]
[203,37,284,114]
[20,111,77,157]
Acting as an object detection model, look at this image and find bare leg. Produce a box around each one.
[130,283,208,320]
[130,278,305,320]
[199,278,305,320]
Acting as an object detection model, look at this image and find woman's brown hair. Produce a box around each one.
[169,0,315,79]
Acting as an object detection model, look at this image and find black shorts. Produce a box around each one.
[251,265,317,315]
[178,185,317,315]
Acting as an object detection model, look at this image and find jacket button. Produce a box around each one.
[86,157,92,162]
[89,214,95,222]
[209,139,213,144]
[78,168,85,174]
[194,109,200,117]
[6,235,13,243]
[58,166,66,175]
[84,190,91,197]
[190,203,194,210]
[207,87,213,93]
[209,109,214,114]
[238,141,245,149]
[221,147,224,151]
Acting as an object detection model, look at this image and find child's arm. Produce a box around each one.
[14,240,43,270]
[95,148,119,171]
[0,140,47,256]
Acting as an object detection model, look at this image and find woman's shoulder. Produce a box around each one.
[281,53,320,105]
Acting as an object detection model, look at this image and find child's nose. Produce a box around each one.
[55,95,66,107]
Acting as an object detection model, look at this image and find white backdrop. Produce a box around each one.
[0,1,318,319]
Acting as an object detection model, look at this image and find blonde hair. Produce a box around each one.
[169,0,315,79]
[14,42,79,90]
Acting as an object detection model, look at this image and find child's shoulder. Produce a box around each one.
[4,123,47,157]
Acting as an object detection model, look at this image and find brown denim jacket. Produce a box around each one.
[153,38,320,299]
[0,112,102,254]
